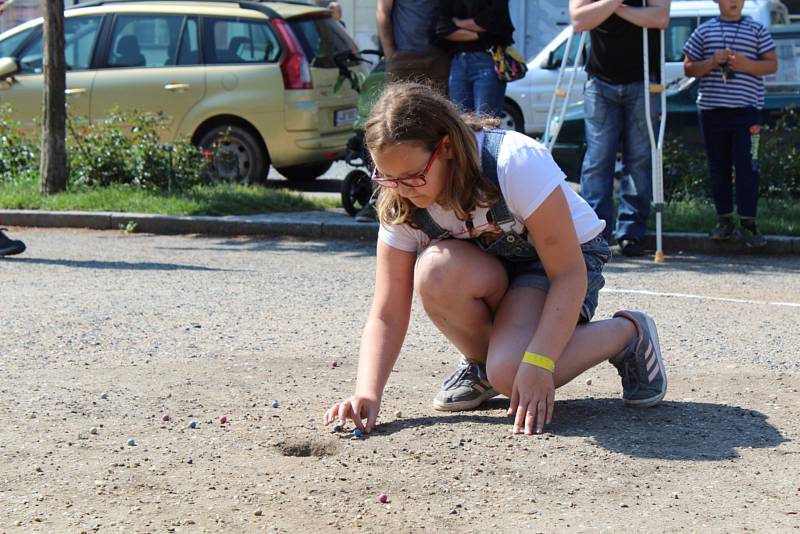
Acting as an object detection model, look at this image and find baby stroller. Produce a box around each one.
[340,52,385,216]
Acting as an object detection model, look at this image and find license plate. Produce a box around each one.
[335,107,357,127]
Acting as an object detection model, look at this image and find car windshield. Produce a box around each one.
[288,15,357,68]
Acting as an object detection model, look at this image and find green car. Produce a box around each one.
[551,23,800,183]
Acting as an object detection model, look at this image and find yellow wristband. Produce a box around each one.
[522,352,555,372]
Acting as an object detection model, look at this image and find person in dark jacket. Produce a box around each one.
[435,0,515,117]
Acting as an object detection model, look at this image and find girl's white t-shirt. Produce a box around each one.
[379,129,605,253]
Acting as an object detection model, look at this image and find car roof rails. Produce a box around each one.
[70,0,324,20]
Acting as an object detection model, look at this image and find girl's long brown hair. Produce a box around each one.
[365,82,500,226]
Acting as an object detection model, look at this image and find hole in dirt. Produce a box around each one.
[277,439,337,457]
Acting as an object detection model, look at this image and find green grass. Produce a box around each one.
[0,179,339,216]
[655,198,800,236]
[1,178,797,235]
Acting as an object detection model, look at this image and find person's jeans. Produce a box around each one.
[448,51,506,117]
[698,108,761,218]
[580,77,661,242]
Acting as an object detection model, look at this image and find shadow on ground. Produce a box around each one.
[3,257,238,272]
[368,398,787,461]
[155,236,376,257]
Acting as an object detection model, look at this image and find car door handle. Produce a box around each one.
[164,83,190,92]
[65,88,87,96]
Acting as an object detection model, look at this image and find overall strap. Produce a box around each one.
[411,128,512,240]
[480,129,515,225]
[412,207,450,240]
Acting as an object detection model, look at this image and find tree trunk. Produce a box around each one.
[39,0,67,195]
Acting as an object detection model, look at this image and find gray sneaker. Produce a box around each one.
[610,311,667,408]
[433,357,496,411]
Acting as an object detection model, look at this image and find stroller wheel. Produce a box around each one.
[341,169,373,216]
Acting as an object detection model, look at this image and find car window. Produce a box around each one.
[0,27,33,59]
[203,17,281,64]
[766,35,800,89]
[177,17,200,66]
[106,14,184,68]
[288,16,357,68]
[17,16,101,74]
[665,17,697,62]
[548,36,589,69]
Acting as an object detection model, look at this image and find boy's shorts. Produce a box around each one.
[502,235,612,323]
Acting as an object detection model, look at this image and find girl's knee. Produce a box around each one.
[485,356,516,396]
[413,243,467,302]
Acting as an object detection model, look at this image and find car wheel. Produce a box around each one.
[276,161,334,182]
[198,125,268,185]
[499,101,524,133]
[341,169,372,216]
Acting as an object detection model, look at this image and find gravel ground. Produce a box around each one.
[1,228,799,533]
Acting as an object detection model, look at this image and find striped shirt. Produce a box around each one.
[683,16,775,110]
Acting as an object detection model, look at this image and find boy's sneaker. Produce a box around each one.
[618,238,645,257]
[709,219,735,241]
[433,357,496,411]
[610,311,667,408]
[736,225,767,249]
[0,228,26,256]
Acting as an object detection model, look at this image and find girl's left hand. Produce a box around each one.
[507,364,555,435]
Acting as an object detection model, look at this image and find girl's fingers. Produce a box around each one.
[365,404,377,433]
[351,408,365,431]
[536,399,547,434]
[513,400,528,433]
[337,401,351,426]
[547,392,555,424]
[525,408,536,435]
[507,386,519,417]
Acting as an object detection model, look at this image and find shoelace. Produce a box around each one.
[442,360,475,389]
[622,357,640,393]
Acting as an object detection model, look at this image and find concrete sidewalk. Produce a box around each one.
[2,208,798,254]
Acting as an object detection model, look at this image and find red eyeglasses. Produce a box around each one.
[371,140,443,188]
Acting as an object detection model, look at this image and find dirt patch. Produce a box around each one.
[276,438,338,458]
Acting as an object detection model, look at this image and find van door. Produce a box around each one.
[0,15,101,133]
[90,14,205,142]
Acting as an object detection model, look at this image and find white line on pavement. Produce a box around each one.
[601,288,800,308]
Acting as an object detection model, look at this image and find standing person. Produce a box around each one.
[434,0,515,117]
[0,228,25,256]
[357,0,451,223]
[376,0,450,93]
[322,83,667,435]
[683,0,777,249]
[569,0,670,257]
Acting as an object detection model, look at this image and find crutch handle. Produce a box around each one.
[648,84,665,93]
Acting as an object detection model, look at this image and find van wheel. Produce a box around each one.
[198,125,268,185]
[341,169,372,216]
[276,161,334,182]
[499,102,524,133]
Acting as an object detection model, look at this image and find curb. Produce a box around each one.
[2,209,798,255]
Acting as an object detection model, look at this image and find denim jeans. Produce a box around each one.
[698,108,761,218]
[448,51,506,117]
[580,77,661,242]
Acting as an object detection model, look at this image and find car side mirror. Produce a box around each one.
[0,57,18,79]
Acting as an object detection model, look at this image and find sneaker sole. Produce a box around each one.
[0,244,25,256]
[432,388,497,412]
[624,313,667,408]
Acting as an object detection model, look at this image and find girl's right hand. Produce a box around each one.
[323,395,380,433]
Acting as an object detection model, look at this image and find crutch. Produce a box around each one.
[642,13,667,264]
[542,28,587,152]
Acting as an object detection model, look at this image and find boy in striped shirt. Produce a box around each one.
[683,0,777,248]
